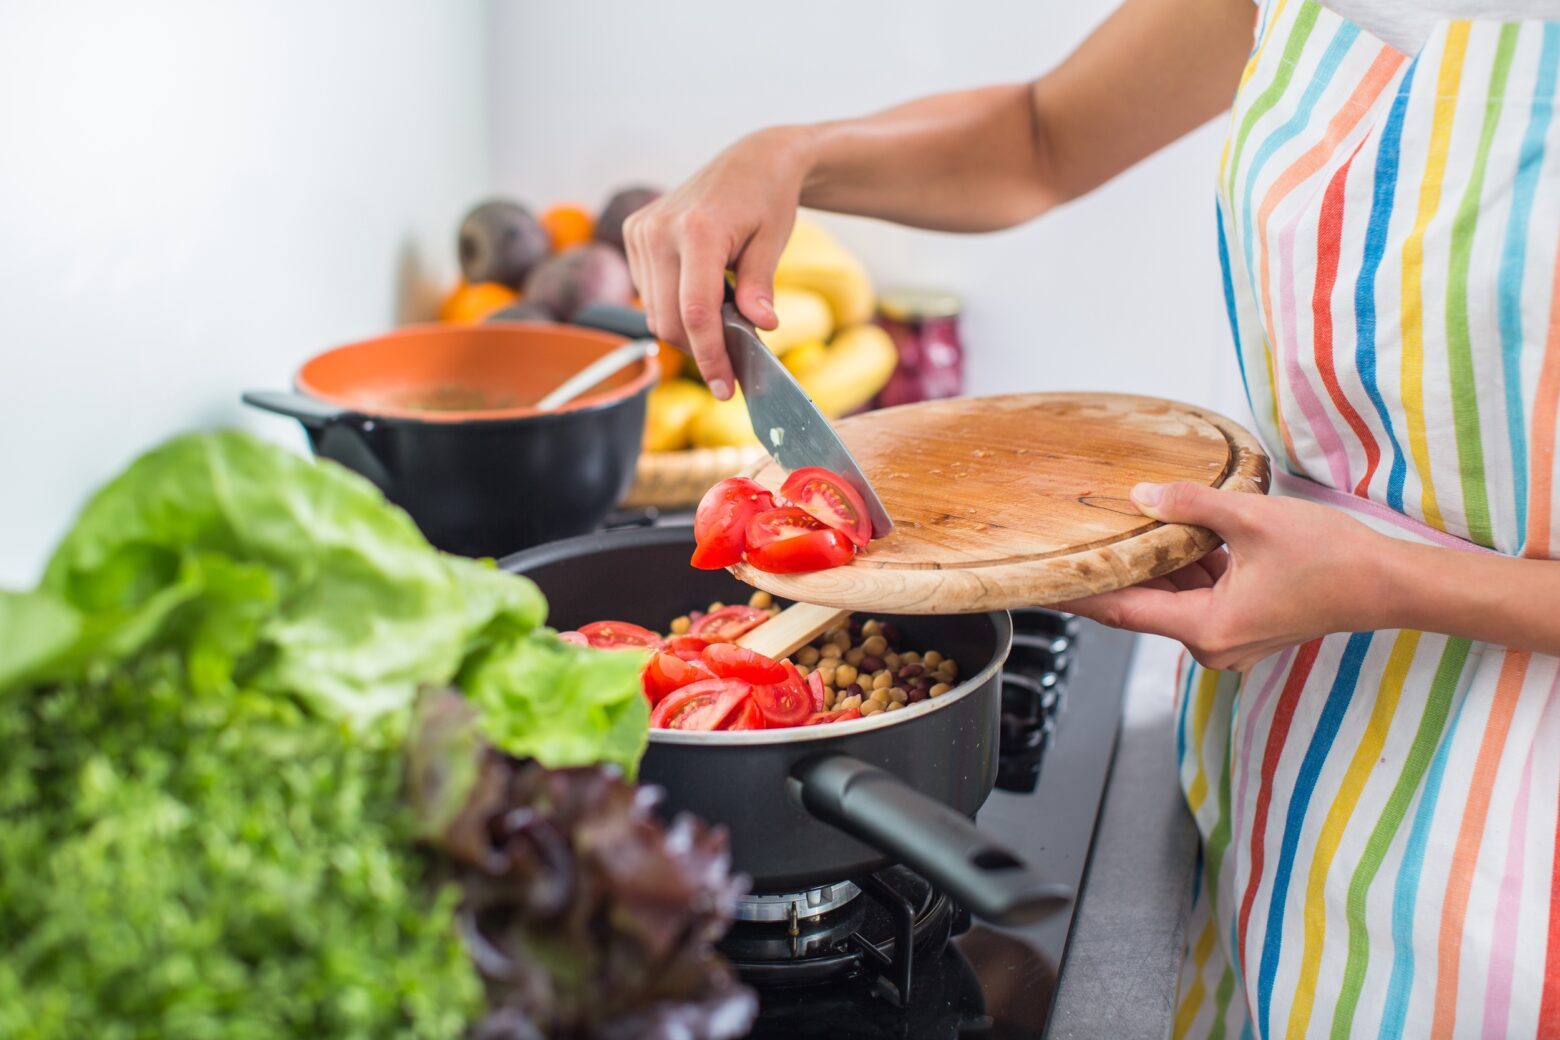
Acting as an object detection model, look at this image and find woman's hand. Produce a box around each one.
[1055,482,1396,671]
[622,127,814,400]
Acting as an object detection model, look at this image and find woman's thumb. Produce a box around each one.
[1130,481,1249,536]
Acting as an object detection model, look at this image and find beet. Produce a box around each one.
[522,243,635,322]
[595,186,661,251]
[459,200,551,289]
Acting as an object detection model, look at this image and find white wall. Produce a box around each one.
[0,2,490,586]
[487,0,1252,419]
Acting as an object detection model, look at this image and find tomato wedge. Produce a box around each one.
[702,643,787,684]
[689,605,769,642]
[642,652,714,705]
[751,675,811,727]
[745,507,855,575]
[780,467,872,548]
[806,670,826,712]
[724,699,767,730]
[691,477,777,570]
[577,621,666,650]
[556,630,589,646]
[650,678,750,730]
[666,634,712,661]
[804,707,862,725]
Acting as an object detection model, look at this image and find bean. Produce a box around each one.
[796,645,820,667]
[889,687,909,704]
[845,646,865,667]
[898,664,924,680]
[834,664,858,688]
[821,643,843,660]
[881,622,902,647]
[860,699,884,715]
[848,617,864,636]
[861,618,882,637]
[839,694,863,711]
[748,590,773,609]
[886,700,905,711]
[860,634,888,657]
[669,615,691,634]
[907,687,930,703]
[859,654,884,673]
[845,683,865,700]
[930,682,953,698]
[872,671,893,690]
[921,650,943,668]
[912,676,933,692]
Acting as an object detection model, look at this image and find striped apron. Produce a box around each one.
[1174,3,1560,1038]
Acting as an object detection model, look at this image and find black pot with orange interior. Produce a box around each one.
[243,312,656,558]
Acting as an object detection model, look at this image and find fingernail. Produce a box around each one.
[709,378,731,400]
[1131,483,1164,509]
[756,297,775,319]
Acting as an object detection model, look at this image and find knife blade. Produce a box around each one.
[723,302,894,538]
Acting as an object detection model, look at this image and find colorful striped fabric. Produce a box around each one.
[1175,2,1560,1037]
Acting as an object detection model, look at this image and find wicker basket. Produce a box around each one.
[621,445,766,510]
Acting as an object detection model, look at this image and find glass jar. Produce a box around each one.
[873,288,965,409]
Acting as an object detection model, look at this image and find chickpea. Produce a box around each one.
[796,663,812,677]
[708,601,725,612]
[669,615,691,634]
[839,694,863,711]
[902,651,922,666]
[861,634,888,657]
[824,688,837,709]
[817,664,837,687]
[834,664,858,688]
[886,701,905,711]
[845,647,865,667]
[821,642,843,660]
[930,682,953,698]
[884,652,903,671]
[824,627,849,645]
[872,671,893,690]
[922,650,943,668]
[861,618,882,637]
[889,687,909,704]
[939,660,959,681]
[796,645,820,667]
[748,590,773,609]
[860,699,884,715]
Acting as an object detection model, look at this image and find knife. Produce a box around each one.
[575,292,894,539]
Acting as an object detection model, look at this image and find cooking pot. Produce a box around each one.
[243,316,655,557]
[501,525,1072,926]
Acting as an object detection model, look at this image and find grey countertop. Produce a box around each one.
[1046,636,1202,1040]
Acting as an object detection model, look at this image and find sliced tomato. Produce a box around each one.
[804,707,863,725]
[682,683,754,730]
[691,477,777,570]
[701,643,787,684]
[689,605,769,643]
[780,467,872,548]
[745,508,855,575]
[751,676,812,727]
[650,678,750,730]
[806,670,826,712]
[642,652,714,705]
[578,620,666,651]
[666,634,712,661]
[556,630,589,646]
[723,699,767,730]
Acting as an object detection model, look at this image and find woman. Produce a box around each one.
[626,1,1560,1035]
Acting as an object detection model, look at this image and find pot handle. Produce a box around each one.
[571,303,654,342]
[241,389,347,429]
[790,754,1072,926]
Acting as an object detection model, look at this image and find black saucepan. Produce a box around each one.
[501,525,1072,926]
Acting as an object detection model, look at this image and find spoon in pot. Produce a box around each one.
[535,338,658,411]
[737,601,852,661]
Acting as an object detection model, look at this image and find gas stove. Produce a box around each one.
[600,508,1137,1039]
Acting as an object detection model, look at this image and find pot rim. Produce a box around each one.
[295,320,657,425]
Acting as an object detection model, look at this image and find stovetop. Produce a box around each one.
[601,508,1137,1039]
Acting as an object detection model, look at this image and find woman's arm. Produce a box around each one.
[1056,482,1560,670]
[624,0,1255,396]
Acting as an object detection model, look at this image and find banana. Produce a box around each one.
[781,339,830,378]
[643,380,714,452]
[689,389,760,448]
[796,324,898,418]
[774,216,875,327]
[756,287,834,354]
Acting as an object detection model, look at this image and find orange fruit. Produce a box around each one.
[440,280,518,324]
[652,341,685,382]
[540,204,595,252]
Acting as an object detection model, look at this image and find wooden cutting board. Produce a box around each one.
[728,392,1270,613]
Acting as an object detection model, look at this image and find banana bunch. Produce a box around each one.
[644,216,898,451]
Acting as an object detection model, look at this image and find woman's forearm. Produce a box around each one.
[782,0,1255,232]
[1375,541,1560,657]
